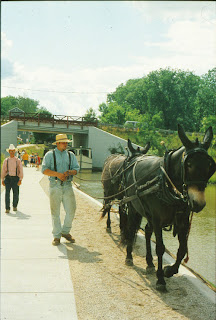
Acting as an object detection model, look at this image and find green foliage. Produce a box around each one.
[1,95,52,117]
[99,102,126,125]
[18,144,45,158]
[32,132,56,144]
[30,108,54,144]
[83,108,97,122]
[98,67,215,132]
[1,96,40,115]
[108,143,125,155]
[200,116,216,133]
[37,107,52,117]
[1,96,18,116]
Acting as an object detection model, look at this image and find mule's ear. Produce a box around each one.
[202,126,213,150]
[177,124,193,149]
[141,141,150,154]
[128,139,136,154]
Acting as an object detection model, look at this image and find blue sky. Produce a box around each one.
[1,1,216,116]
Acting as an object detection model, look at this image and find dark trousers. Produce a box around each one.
[4,176,20,210]
[24,160,28,167]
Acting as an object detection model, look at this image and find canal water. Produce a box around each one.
[74,171,216,286]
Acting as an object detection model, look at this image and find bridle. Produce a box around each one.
[161,146,216,204]
[181,147,215,187]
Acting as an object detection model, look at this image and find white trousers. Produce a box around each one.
[49,181,76,238]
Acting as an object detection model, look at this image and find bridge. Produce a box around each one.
[1,112,139,170]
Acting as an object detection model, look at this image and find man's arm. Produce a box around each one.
[43,168,67,181]
[18,158,23,185]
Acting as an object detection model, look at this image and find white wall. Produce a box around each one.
[88,126,139,170]
[1,121,18,156]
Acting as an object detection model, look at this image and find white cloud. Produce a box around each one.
[2,1,215,117]
[131,1,216,24]
[139,19,216,74]
[1,32,13,57]
[2,62,144,116]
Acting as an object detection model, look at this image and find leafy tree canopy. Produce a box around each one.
[1,95,46,116]
[99,67,216,132]
[83,107,97,122]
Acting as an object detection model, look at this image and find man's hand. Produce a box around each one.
[57,172,68,181]
[65,170,77,176]
[17,180,22,186]
[2,180,5,186]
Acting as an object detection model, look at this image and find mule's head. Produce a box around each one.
[127,139,150,156]
[178,124,216,212]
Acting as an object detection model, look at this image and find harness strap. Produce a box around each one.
[160,166,184,200]
[68,151,71,170]
[53,150,57,180]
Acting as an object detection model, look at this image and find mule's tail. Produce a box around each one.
[100,202,112,220]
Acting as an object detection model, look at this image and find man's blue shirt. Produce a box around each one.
[42,148,80,182]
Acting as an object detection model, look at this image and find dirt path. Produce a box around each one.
[65,188,215,320]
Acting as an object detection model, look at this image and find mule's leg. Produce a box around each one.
[145,222,155,272]
[154,228,166,291]
[119,204,127,244]
[125,208,142,266]
[164,217,189,278]
[106,207,112,233]
[101,200,112,233]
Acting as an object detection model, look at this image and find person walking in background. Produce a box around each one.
[1,144,23,213]
[30,152,35,167]
[17,151,22,160]
[42,134,80,246]
[35,153,41,171]
[22,150,29,167]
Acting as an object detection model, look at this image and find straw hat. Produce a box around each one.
[52,134,72,145]
[6,144,18,152]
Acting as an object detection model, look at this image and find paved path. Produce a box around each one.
[1,166,215,319]
[1,166,78,320]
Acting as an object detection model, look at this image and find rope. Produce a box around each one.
[160,166,184,199]
[184,212,194,263]
[81,163,161,201]
[74,153,154,183]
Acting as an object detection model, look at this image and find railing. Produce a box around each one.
[7,112,98,128]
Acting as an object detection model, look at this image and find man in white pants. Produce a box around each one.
[42,134,80,246]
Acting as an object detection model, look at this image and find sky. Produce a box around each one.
[1,1,216,117]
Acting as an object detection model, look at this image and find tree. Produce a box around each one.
[1,95,39,115]
[17,96,39,113]
[83,108,97,122]
[32,107,54,143]
[99,102,126,125]
[99,68,207,131]
[194,68,216,131]
[1,96,19,116]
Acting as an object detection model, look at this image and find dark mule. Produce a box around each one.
[122,125,215,291]
[101,139,150,236]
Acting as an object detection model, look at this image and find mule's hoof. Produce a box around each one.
[156,282,167,292]
[125,258,133,266]
[106,227,112,233]
[164,265,175,278]
[146,265,155,274]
